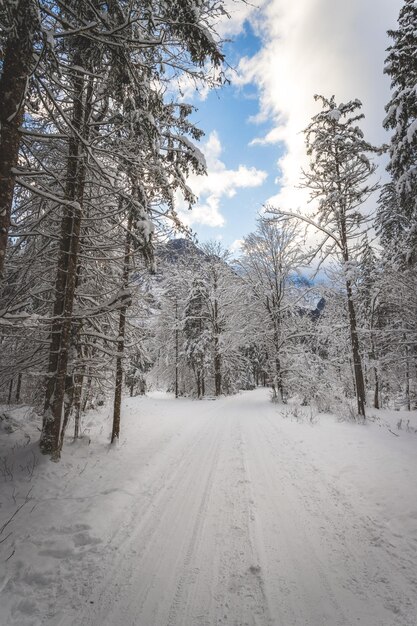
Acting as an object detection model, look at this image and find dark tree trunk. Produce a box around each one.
[214,339,221,396]
[213,295,221,396]
[346,279,366,418]
[369,330,379,409]
[15,373,22,403]
[275,356,284,401]
[196,369,201,399]
[40,64,88,459]
[175,297,179,399]
[405,340,411,411]
[58,374,74,453]
[73,373,83,439]
[7,379,13,405]
[272,324,284,402]
[58,233,86,451]
[0,0,37,278]
[111,309,127,443]
[339,201,366,418]
[373,370,380,410]
[111,212,133,443]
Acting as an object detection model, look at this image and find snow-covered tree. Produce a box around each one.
[239,218,306,402]
[269,96,379,417]
[380,0,417,264]
[150,240,248,398]
[354,237,383,409]
[0,0,236,459]
[183,276,210,398]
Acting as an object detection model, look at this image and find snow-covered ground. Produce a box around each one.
[1,389,416,626]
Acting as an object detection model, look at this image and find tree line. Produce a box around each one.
[1,0,416,459]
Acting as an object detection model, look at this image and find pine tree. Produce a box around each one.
[0,0,40,278]
[381,0,417,264]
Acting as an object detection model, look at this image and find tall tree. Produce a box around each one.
[380,0,417,264]
[0,0,39,278]
[269,96,378,417]
[37,0,227,458]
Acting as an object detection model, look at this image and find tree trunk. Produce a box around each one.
[40,65,88,459]
[196,369,201,399]
[15,373,22,403]
[73,373,83,440]
[0,0,37,278]
[373,369,380,410]
[339,203,366,418]
[214,337,221,396]
[369,330,379,409]
[58,374,74,453]
[175,297,179,399]
[346,279,366,417]
[82,374,93,413]
[213,295,221,396]
[272,324,284,402]
[111,212,133,443]
[405,340,411,411]
[111,310,126,443]
[7,379,13,405]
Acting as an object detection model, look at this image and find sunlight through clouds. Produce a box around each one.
[233,0,402,212]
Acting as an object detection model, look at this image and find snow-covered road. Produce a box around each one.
[2,389,417,625]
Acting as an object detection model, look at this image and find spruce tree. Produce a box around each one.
[381,0,417,264]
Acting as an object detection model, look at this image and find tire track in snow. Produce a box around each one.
[79,407,223,626]
[265,413,417,623]
[255,412,416,626]
[243,415,349,626]
[165,430,221,626]
[208,415,274,626]
[55,391,416,626]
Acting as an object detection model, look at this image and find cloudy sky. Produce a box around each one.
[176,0,403,252]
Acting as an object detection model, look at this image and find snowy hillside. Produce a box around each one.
[1,389,416,626]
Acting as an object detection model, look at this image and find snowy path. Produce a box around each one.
[2,389,417,625]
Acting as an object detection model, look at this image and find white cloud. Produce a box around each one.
[229,238,244,254]
[216,0,266,38]
[176,131,268,228]
[235,0,402,213]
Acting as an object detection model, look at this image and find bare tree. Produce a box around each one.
[239,218,306,402]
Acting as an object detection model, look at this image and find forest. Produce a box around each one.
[0,0,416,463]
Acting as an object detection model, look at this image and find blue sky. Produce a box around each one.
[176,0,403,253]
[187,23,280,247]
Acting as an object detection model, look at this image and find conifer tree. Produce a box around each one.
[380,0,417,264]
